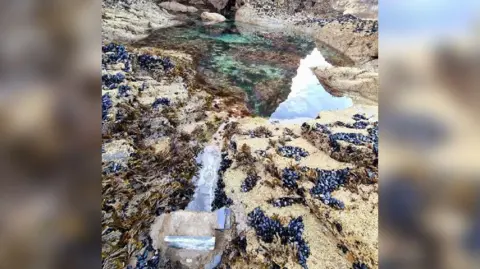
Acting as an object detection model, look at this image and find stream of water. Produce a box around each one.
[186,145,222,212]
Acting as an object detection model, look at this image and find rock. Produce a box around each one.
[332,0,378,20]
[313,66,378,105]
[102,1,183,42]
[234,2,378,65]
[235,0,376,20]
[201,12,226,22]
[207,0,230,11]
[159,1,198,13]
[312,20,378,65]
[150,209,234,268]
[235,4,285,28]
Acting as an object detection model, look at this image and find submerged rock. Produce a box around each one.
[201,12,227,22]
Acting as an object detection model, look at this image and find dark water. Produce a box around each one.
[136,21,351,117]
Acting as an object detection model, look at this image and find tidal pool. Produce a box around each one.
[136,21,352,119]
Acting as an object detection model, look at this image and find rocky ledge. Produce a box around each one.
[236,5,378,66]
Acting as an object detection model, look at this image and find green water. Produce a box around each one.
[135,21,347,116]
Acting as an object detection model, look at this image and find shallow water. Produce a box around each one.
[270,48,353,121]
[186,145,221,212]
[137,21,352,118]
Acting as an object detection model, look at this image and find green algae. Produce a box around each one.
[210,54,284,80]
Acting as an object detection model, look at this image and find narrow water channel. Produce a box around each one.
[186,145,222,212]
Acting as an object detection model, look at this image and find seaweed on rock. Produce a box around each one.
[234,143,256,169]
[301,121,378,167]
[249,126,273,138]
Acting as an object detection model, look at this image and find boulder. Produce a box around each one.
[313,20,378,65]
[201,12,227,22]
[159,1,198,13]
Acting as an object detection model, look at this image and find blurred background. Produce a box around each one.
[0,0,478,268]
[380,0,480,268]
[0,0,100,268]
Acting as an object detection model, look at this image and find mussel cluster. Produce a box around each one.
[102,73,125,89]
[102,43,131,71]
[212,153,233,210]
[281,167,301,189]
[270,197,305,208]
[152,97,171,108]
[102,94,112,121]
[277,146,309,161]
[304,113,378,156]
[118,85,131,97]
[310,168,350,210]
[241,173,261,192]
[295,15,378,35]
[138,54,174,72]
[248,208,310,268]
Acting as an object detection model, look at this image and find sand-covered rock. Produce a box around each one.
[215,109,378,268]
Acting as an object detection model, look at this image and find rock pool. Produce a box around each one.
[135,21,352,119]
